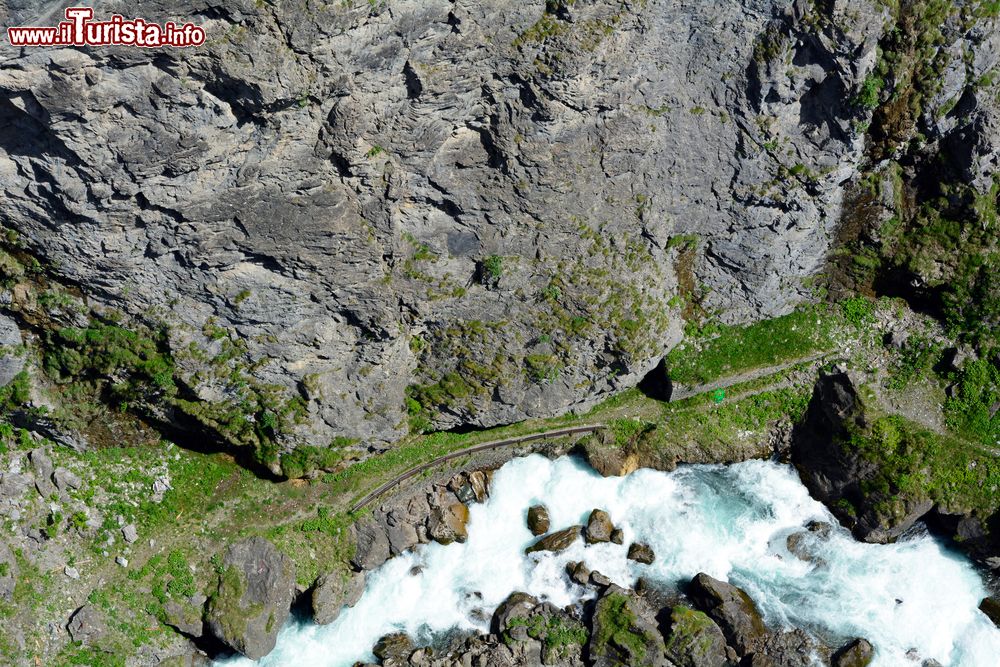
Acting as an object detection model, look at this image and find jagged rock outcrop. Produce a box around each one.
[312,570,366,625]
[8,0,993,458]
[205,537,295,660]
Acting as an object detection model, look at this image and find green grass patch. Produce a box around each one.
[666,307,835,385]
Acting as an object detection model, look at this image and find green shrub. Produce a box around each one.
[841,296,875,328]
[945,358,1000,445]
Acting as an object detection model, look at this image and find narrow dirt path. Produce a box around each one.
[349,424,604,513]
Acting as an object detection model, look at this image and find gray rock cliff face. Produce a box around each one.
[0,0,996,453]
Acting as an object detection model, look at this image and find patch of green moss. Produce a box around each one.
[592,593,653,659]
[845,412,1000,519]
[666,306,835,385]
[665,606,720,660]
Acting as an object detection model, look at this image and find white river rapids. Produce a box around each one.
[218,455,1000,667]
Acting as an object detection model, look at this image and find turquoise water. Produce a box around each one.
[218,455,1000,666]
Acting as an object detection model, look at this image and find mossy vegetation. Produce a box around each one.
[665,606,721,660]
[505,614,588,656]
[844,411,1000,519]
[666,306,836,385]
[592,593,655,659]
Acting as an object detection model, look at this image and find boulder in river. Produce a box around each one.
[610,528,625,545]
[589,585,665,667]
[205,537,295,660]
[312,570,366,625]
[373,632,415,663]
[832,638,874,667]
[979,596,1000,628]
[664,605,729,667]
[490,591,539,635]
[527,504,550,536]
[427,502,470,544]
[627,542,655,564]
[525,526,582,554]
[688,572,767,656]
[586,509,614,544]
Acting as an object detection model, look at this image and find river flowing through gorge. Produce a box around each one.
[218,455,1000,667]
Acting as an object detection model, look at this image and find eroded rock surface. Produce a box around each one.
[8,0,993,455]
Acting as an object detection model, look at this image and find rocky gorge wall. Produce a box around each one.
[0,0,997,468]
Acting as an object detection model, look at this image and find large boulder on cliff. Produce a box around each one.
[352,518,391,571]
[312,570,366,625]
[791,369,934,543]
[589,585,667,667]
[579,429,643,477]
[687,573,768,657]
[205,537,295,660]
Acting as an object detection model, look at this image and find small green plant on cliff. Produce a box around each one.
[855,73,884,110]
[481,255,503,284]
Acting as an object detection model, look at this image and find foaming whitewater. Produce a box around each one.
[217,456,1000,667]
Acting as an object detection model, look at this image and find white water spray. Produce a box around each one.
[218,456,1000,667]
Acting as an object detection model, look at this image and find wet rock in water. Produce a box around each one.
[832,638,874,667]
[525,526,582,554]
[427,502,470,545]
[589,585,665,667]
[586,509,614,544]
[527,504,550,536]
[785,531,827,567]
[312,570,366,625]
[688,572,768,656]
[567,561,591,585]
[979,596,1000,628]
[351,519,391,571]
[205,537,295,660]
[491,591,539,635]
[373,632,415,663]
[610,528,625,545]
[67,604,107,645]
[589,570,612,588]
[627,542,655,564]
[807,521,833,538]
[663,605,728,667]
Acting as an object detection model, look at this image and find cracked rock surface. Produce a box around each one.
[1,0,996,451]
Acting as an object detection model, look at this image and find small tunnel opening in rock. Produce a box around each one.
[638,358,673,402]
